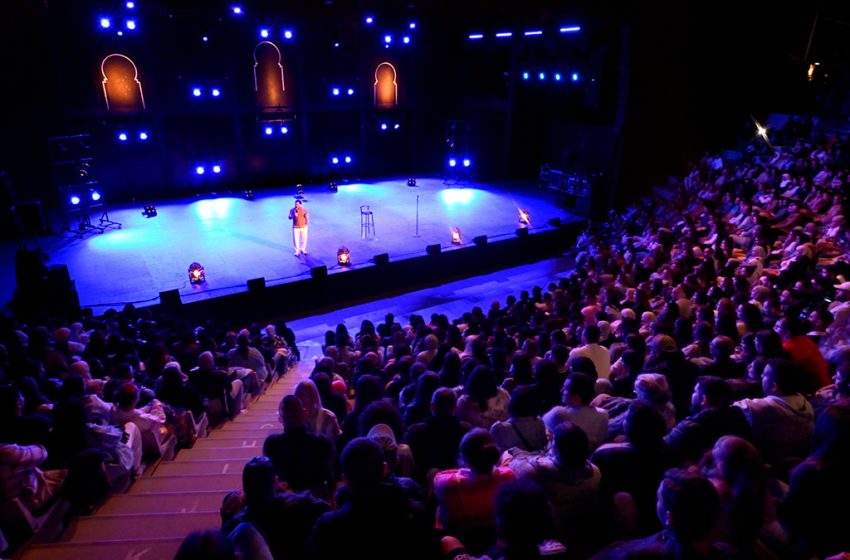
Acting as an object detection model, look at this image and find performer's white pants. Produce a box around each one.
[293,226,308,253]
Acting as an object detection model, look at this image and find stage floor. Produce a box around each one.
[1,177,580,312]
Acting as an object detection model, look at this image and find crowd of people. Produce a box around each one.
[5,116,850,559]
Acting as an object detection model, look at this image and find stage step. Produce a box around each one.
[19,538,184,560]
[96,491,227,515]
[177,446,262,461]
[155,459,247,476]
[62,512,219,541]
[206,429,277,439]
[217,420,279,431]
[193,437,264,450]
[129,474,241,494]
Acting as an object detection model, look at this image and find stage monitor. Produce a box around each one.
[515,228,529,238]
[310,266,328,279]
[247,277,266,293]
[473,235,487,247]
[426,244,441,256]
[160,289,182,307]
[373,253,389,265]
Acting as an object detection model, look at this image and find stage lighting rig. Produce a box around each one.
[244,189,254,200]
[408,177,417,187]
[142,204,157,218]
[329,181,338,192]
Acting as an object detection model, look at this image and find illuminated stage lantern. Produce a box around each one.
[188,262,206,284]
[451,228,461,245]
[519,209,530,225]
[337,247,351,266]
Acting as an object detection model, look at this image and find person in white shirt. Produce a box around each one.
[543,373,609,451]
[567,324,611,381]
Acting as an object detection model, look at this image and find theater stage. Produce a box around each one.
[2,177,582,313]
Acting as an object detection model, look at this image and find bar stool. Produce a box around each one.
[360,205,375,239]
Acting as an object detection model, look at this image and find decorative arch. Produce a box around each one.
[374,62,398,109]
[254,41,286,107]
[101,54,145,111]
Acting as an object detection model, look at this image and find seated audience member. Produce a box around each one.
[780,405,850,559]
[644,334,699,422]
[190,351,244,423]
[490,385,547,453]
[222,456,328,560]
[309,438,435,560]
[263,395,334,501]
[294,379,340,446]
[699,336,746,380]
[811,360,850,413]
[441,480,569,560]
[457,366,511,430]
[175,530,238,560]
[0,384,50,446]
[543,373,609,451]
[777,316,830,393]
[434,429,516,555]
[664,376,752,465]
[405,387,471,482]
[590,469,720,559]
[567,324,611,381]
[109,382,171,458]
[733,358,814,468]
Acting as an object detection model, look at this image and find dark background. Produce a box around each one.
[1,0,845,214]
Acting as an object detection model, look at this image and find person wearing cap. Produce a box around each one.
[645,335,699,423]
[363,423,422,502]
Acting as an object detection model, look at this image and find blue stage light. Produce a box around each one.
[334,42,340,48]
[139,131,148,140]
[213,165,222,174]
[403,36,411,44]
[524,30,543,36]
[495,32,512,38]
[449,159,457,168]
[332,87,340,96]
[117,31,124,36]
[559,26,581,34]
[264,127,273,135]
[522,72,529,80]
[571,72,579,82]
[202,36,209,42]
[232,6,242,15]
[468,34,484,40]
[347,88,354,95]
[70,195,81,206]
[126,20,136,30]
[280,126,288,134]
[555,73,562,81]
[118,132,128,142]
[409,22,416,29]
[196,166,205,175]
[539,72,545,80]
[332,157,339,165]
[126,1,135,8]
[345,156,352,163]
[284,30,293,39]
[463,158,471,167]
[380,123,388,130]
[384,35,392,44]
[91,190,102,202]
[192,87,202,97]
[212,88,221,97]
[260,29,269,38]
[100,17,111,28]
[365,16,373,24]
[394,123,400,130]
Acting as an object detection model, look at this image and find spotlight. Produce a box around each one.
[451,228,461,245]
[380,123,388,130]
[332,157,339,165]
[495,32,513,38]
[337,247,351,266]
[463,158,471,167]
[192,87,202,97]
[126,1,135,8]
[394,123,400,130]
[538,72,545,80]
[232,6,243,15]
[384,35,392,44]
[409,22,416,29]
[468,34,484,40]
[332,87,340,96]
[408,177,417,187]
[244,189,254,200]
[70,195,81,206]
[90,190,102,202]
[280,126,288,134]
[329,181,338,192]
[283,30,293,39]
[202,36,209,42]
[118,132,128,142]
[560,26,581,33]
[196,166,205,175]
[448,158,457,168]
[403,36,411,44]
[334,42,340,48]
[260,29,269,38]
[211,88,221,97]
[519,209,530,225]
[365,16,374,24]
[347,88,354,96]
[142,204,157,218]
[126,20,136,30]
[188,262,206,284]
[99,18,111,29]
[524,30,543,36]
[571,72,579,82]
[345,156,352,164]
[117,31,124,36]
[264,126,273,135]
[522,72,529,80]
[139,131,148,140]
[555,73,562,81]
[212,165,222,174]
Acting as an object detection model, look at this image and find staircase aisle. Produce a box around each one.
[18,350,315,560]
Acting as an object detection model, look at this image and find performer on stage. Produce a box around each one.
[289,199,308,256]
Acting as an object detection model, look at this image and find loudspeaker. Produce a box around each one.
[159,289,182,307]
[15,249,47,287]
[426,244,441,256]
[373,253,389,265]
[515,228,529,238]
[247,277,266,293]
[310,266,328,279]
[473,235,487,247]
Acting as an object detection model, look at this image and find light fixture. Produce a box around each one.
[337,247,351,266]
[244,189,254,200]
[264,126,273,135]
[329,181,338,192]
[195,166,205,175]
[347,88,354,96]
[468,34,484,40]
[384,35,392,44]
[524,30,543,36]
[555,73,562,81]
[409,22,416,29]
[260,29,269,38]
[451,228,461,245]
[192,87,202,97]
[331,156,339,165]
[448,158,457,168]
[126,20,136,30]
[380,123,388,130]
[519,209,530,225]
[345,156,352,163]
[365,16,373,24]
[495,32,513,38]
[539,72,546,80]
[126,1,135,8]
[142,204,157,218]
[232,6,243,15]
[90,190,102,202]
[463,158,471,167]
[202,36,209,42]
[522,72,529,80]
[212,165,222,174]
[139,131,148,140]
[188,262,206,284]
[571,72,579,82]
[280,126,288,134]
[408,177,417,187]
[99,17,111,29]
[332,87,340,96]
[393,123,400,130]
[70,195,81,206]
[211,88,221,97]
[559,26,581,33]
[283,30,293,39]
[403,36,411,44]
[118,132,128,142]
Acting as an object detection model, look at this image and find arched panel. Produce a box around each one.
[374,62,398,109]
[101,54,145,111]
[254,41,286,108]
